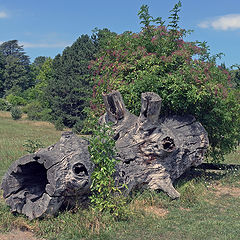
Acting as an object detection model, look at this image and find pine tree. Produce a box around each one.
[0,40,33,95]
[45,34,98,128]
[0,52,5,97]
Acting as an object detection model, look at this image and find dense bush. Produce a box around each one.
[89,3,240,162]
[6,93,27,106]
[0,98,12,111]
[11,106,22,120]
[23,101,52,121]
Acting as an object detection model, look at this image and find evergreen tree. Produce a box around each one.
[0,52,5,98]
[45,34,98,129]
[33,56,48,69]
[0,40,33,95]
[0,40,30,65]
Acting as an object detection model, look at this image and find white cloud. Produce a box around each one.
[0,11,8,18]
[20,41,71,48]
[198,14,240,30]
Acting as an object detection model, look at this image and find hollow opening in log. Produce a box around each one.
[72,163,88,177]
[162,137,175,151]
[13,162,48,200]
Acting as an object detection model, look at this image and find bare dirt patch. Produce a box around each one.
[0,230,44,240]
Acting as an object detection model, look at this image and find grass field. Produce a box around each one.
[0,111,240,240]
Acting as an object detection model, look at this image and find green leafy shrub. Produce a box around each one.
[11,106,22,120]
[88,120,128,219]
[23,101,52,121]
[23,139,44,153]
[89,2,240,162]
[0,98,12,111]
[6,93,27,106]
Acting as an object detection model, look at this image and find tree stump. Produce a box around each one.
[1,91,209,219]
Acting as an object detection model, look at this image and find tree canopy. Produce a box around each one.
[89,2,240,162]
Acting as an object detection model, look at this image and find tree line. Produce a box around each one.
[0,2,239,162]
[0,30,111,130]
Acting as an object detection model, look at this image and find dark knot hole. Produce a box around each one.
[162,137,175,150]
[73,163,88,176]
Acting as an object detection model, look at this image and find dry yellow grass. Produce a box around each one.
[213,184,240,198]
[0,230,45,240]
[130,199,168,217]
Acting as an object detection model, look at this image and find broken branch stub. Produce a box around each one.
[1,91,209,219]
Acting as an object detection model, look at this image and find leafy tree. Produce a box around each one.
[30,56,48,83]
[25,57,53,102]
[23,58,53,120]
[89,2,240,162]
[30,56,47,84]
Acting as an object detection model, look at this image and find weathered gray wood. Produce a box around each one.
[1,91,209,219]
[102,91,209,199]
[1,132,94,220]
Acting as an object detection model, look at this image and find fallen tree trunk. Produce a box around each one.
[1,91,209,219]
[100,91,209,199]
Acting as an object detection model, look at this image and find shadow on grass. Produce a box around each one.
[174,165,240,190]
[174,168,227,188]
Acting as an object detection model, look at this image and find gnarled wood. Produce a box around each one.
[99,91,209,199]
[1,91,209,219]
[1,132,94,220]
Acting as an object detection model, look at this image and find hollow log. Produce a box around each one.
[1,91,209,219]
[1,133,94,220]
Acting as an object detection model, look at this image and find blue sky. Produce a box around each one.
[0,0,240,67]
